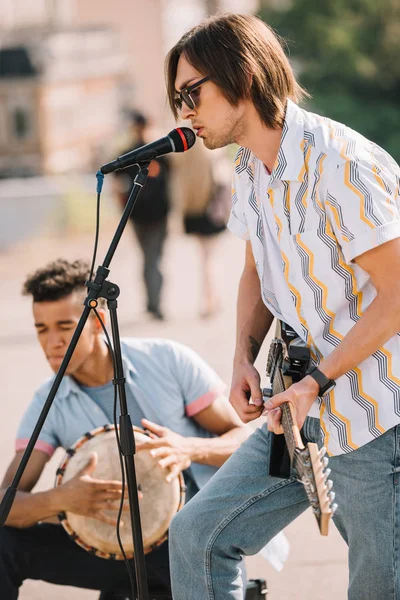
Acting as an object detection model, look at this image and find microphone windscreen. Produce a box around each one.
[169,127,196,153]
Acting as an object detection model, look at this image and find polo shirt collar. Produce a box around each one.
[54,340,137,400]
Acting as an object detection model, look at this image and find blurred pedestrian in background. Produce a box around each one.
[113,111,170,320]
[174,141,231,318]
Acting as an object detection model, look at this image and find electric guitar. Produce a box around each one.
[263,321,337,536]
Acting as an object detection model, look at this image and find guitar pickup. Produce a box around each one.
[282,345,311,382]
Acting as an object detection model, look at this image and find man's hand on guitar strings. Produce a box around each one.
[229,362,264,423]
[262,376,320,433]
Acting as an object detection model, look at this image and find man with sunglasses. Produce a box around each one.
[165,12,400,600]
[173,76,210,113]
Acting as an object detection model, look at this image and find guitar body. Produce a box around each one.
[264,321,337,536]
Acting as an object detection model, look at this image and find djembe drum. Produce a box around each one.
[55,425,186,560]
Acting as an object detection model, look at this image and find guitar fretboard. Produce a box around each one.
[271,367,299,462]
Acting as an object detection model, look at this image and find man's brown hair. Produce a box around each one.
[166,13,308,129]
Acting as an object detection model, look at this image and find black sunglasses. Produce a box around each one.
[174,76,210,112]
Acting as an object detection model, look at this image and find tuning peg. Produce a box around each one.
[331,503,338,515]
[326,479,333,490]
[262,387,273,399]
[328,491,336,503]
[319,446,327,457]
[322,457,329,468]
[324,468,331,479]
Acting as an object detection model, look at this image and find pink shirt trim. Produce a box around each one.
[15,438,56,458]
[185,385,226,417]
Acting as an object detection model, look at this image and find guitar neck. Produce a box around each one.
[266,321,335,536]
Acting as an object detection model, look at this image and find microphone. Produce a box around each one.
[100,127,196,174]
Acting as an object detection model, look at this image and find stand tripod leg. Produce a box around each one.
[108,298,149,600]
[0,164,152,598]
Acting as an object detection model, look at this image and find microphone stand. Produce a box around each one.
[0,163,151,600]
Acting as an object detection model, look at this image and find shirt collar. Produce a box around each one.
[54,340,137,400]
[235,99,306,185]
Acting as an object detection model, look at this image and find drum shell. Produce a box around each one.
[55,425,186,560]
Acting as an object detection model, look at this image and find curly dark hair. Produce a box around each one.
[22,259,90,302]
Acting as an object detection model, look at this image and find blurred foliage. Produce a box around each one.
[259,0,400,160]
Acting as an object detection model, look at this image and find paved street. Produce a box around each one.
[0,221,348,599]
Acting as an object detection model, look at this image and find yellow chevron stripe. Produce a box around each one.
[378,346,400,390]
[372,162,396,217]
[315,152,353,243]
[343,158,375,229]
[281,250,317,353]
[312,156,360,331]
[319,402,331,454]
[353,367,385,433]
[294,236,362,444]
[325,125,375,228]
[298,140,312,194]
[295,236,343,341]
[321,389,357,450]
[325,199,353,243]
[324,219,363,319]
[284,181,291,214]
[313,153,327,212]
[268,189,283,241]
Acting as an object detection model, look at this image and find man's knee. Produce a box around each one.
[170,504,201,551]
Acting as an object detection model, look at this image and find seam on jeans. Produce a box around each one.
[204,476,298,599]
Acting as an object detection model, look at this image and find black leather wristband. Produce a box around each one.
[305,366,336,396]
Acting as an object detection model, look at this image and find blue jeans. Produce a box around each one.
[169,418,400,599]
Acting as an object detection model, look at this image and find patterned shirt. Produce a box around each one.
[228,99,400,455]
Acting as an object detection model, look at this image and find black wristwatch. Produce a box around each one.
[305,366,336,396]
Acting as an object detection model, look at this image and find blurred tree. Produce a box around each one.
[259,0,400,160]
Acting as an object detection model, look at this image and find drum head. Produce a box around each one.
[55,425,185,559]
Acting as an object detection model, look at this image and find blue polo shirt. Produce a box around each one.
[16,338,226,490]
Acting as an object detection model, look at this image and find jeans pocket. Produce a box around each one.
[301,416,322,445]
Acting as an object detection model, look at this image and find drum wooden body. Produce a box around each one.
[55,425,186,560]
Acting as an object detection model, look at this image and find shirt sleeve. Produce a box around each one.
[227,169,250,240]
[169,341,227,417]
[326,153,400,263]
[16,391,59,457]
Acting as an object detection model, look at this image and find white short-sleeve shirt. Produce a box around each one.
[228,99,400,456]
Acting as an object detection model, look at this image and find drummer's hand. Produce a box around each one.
[56,452,131,526]
[138,419,192,482]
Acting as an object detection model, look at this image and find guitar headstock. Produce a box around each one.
[294,444,337,535]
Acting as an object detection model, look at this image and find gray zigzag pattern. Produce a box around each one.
[273,121,288,180]
[323,394,355,453]
[372,349,400,418]
[234,147,252,174]
[345,371,383,438]
[325,192,355,241]
[349,161,382,227]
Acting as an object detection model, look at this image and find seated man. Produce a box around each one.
[0,258,252,599]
